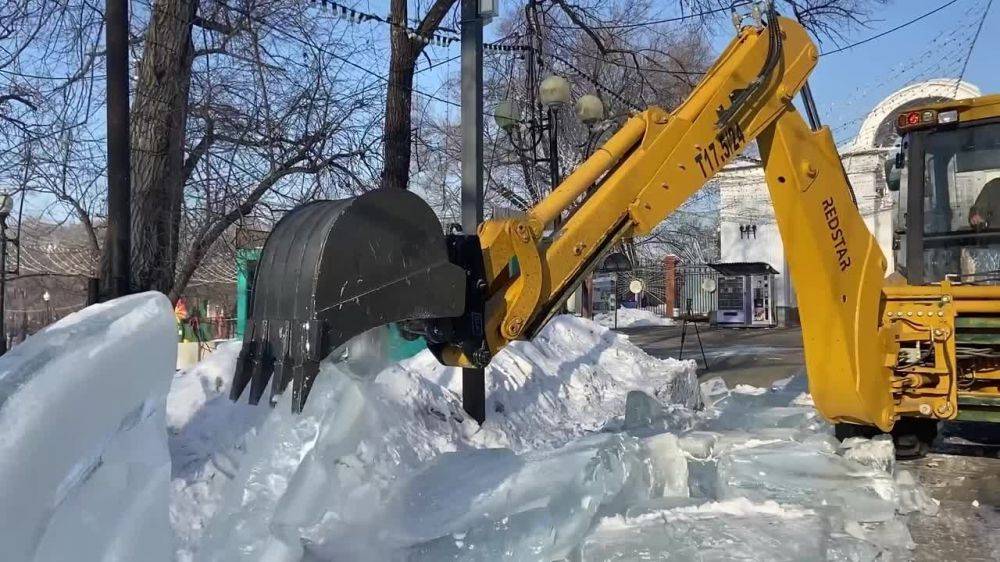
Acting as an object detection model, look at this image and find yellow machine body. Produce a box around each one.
[236,11,1000,431]
[441,19,1000,432]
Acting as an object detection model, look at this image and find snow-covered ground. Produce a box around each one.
[594,307,676,328]
[0,296,939,561]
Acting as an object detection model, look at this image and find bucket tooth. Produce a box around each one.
[290,361,321,414]
[232,188,468,412]
[230,320,255,401]
[247,319,273,405]
[269,320,293,402]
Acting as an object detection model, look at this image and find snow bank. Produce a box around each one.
[0,302,927,561]
[594,307,675,328]
[0,291,940,561]
[170,315,699,559]
[0,292,176,562]
[167,314,936,561]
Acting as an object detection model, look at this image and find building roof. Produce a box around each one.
[708,261,778,276]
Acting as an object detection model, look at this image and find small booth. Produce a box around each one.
[708,262,778,328]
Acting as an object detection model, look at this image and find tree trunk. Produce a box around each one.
[381,0,417,190]
[381,0,457,190]
[130,0,198,293]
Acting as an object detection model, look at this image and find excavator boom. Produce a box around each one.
[233,7,1000,432]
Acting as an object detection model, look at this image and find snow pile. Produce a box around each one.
[594,307,675,328]
[167,340,270,552]
[0,292,176,562]
[0,296,936,561]
[171,315,699,559]
[169,317,935,561]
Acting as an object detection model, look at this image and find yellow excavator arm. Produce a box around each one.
[453,15,894,429]
[236,9,999,433]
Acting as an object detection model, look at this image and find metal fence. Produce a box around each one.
[593,261,720,319]
[613,260,670,317]
[675,264,718,316]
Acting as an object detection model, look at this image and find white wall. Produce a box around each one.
[719,152,894,315]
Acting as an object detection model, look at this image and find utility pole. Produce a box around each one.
[102,0,131,300]
[0,196,10,355]
[460,0,486,424]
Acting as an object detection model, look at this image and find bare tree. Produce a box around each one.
[381,0,458,191]
[128,0,200,293]
[104,0,385,300]
[681,1,890,43]
[166,0,383,301]
[409,1,713,215]
[2,0,386,305]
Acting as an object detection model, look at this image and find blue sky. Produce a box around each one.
[405,0,996,146]
[754,0,997,143]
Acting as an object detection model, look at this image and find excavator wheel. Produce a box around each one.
[835,419,938,459]
[230,188,468,413]
[889,418,939,460]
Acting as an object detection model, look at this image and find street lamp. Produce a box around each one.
[539,75,571,108]
[575,94,605,159]
[43,290,51,325]
[539,75,571,220]
[493,99,521,132]
[0,193,13,355]
[575,94,604,126]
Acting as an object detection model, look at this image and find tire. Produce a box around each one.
[834,422,880,441]
[835,419,938,459]
[891,418,938,459]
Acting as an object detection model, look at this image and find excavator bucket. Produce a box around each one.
[230,189,467,413]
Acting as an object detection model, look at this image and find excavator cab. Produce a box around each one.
[891,97,1000,284]
[888,95,1000,425]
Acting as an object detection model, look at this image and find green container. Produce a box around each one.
[235,248,262,339]
[387,324,427,361]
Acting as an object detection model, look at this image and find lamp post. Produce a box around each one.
[460,0,486,424]
[539,75,571,199]
[496,79,605,211]
[496,84,610,317]
[42,290,51,325]
[493,99,520,133]
[0,193,13,354]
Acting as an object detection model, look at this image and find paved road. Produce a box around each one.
[619,324,806,387]
[620,323,1000,560]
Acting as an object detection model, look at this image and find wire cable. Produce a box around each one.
[820,0,963,56]
[547,2,754,31]
[953,0,992,96]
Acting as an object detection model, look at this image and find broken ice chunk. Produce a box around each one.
[0,293,176,562]
[894,469,940,516]
[732,383,767,395]
[717,440,897,522]
[699,376,729,407]
[624,390,662,429]
[840,434,895,474]
[388,433,648,559]
[843,518,916,551]
[580,499,825,561]
[639,433,689,498]
[678,431,719,460]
